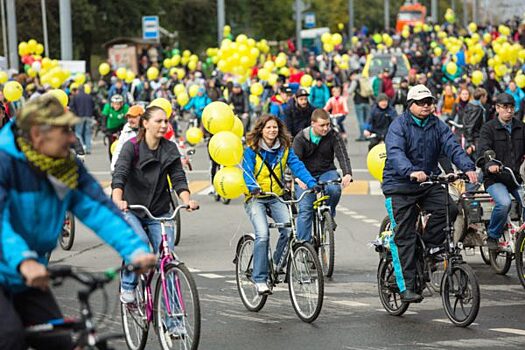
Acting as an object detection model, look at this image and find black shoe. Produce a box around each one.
[486,237,498,251]
[400,290,423,303]
[331,217,337,231]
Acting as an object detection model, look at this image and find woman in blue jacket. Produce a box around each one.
[242,114,317,295]
[183,87,212,124]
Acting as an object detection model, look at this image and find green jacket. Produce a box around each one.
[102,103,129,130]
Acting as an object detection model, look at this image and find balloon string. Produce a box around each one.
[238,163,260,188]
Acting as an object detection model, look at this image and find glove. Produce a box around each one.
[312,185,322,194]
[250,188,262,196]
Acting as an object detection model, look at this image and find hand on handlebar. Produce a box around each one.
[20,259,49,290]
[465,171,478,184]
[488,165,501,174]
[131,253,157,275]
[115,200,129,212]
[185,199,199,212]
[341,174,353,188]
[410,171,428,182]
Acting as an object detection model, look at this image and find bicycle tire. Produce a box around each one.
[479,246,491,265]
[288,242,324,323]
[59,212,75,251]
[120,277,149,350]
[155,262,201,350]
[489,250,513,275]
[235,235,268,312]
[379,215,391,234]
[319,211,335,278]
[377,258,409,316]
[515,231,525,288]
[441,263,480,327]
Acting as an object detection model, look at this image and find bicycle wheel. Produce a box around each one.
[489,249,513,275]
[441,263,480,327]
[235,235,267,312]
[515,231,525,288]
[288,242,324,323]
[479,246,491,265]
[377,258,409,316]
[121,277,149,350]
[155,263,200,350]
[379,215,391,234]
[59,212,75,250]
[318,211,335,278]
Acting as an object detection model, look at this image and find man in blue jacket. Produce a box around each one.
[0,95,156,350]
[382,85,477,303]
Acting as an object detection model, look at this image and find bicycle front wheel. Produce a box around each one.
[155,263,201,350]
[489,250,512,275]
[318,211,335,278]
[441,263,480,327]
[121,277,149,350]
[377,257,409,316]
[515,231,525,288]
[288,242,324,323]
[479,246,491,265]
[59,211,75,250]
[235,235,267,312]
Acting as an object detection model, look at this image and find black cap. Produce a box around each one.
[296,88,309,97]
[280,85,292,94]
[495,93,515,105]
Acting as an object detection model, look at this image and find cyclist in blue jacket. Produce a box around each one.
[382,85,477,303]
[0,95,156,350]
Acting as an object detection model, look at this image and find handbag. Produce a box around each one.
[256,152,292,200]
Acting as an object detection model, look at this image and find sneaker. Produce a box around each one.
[486,237,498,251]
[167,322,187,339]
[255,282,270,295]
[120,289,136,304]
[400,290,423,303]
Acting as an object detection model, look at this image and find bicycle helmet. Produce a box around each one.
[111,94,124,103]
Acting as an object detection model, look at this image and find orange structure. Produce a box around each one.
[395,2,427,33]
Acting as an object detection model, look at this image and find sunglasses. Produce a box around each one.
[414,98,434,107]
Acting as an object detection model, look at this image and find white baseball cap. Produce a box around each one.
[407,84,435,101]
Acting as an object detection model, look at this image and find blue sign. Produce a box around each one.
[142,16,159,40]
[304,12,316,29]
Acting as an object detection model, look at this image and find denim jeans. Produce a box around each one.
[121,210,175,291]
[74,117,93,153]
[486,183,523,240]
[244,197,291,283]
[333,114,347,134]
[354,103,370,137]
[295,170,341,242]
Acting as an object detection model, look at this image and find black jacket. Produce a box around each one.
[284,102,315,137]
[478,117,525,189]
[70,91,94,117]
[463,102,485,148]
[229,91,249,115]
[367,104,398,138]
[292,127,352,177]
[112,138,189,218]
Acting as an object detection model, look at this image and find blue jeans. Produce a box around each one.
[121,211,175,291]
[486,183,523,240]
[333,114,347,134]
[75,117,93,153]
[354,103,370,137]
[295,170,341,242]
[244,197,291,283]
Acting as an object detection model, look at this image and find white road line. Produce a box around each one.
[345,210,357,215]
[373,223,381,227]
[218,312,280,324]
[490,328,525,336]
[351,215,367,219]
[188,267,201,273]
[330,300,370,307]
[197,185,214,195]
[225,280,237,284]
[369,180,382,196]
[363,219,379,224]
[376,309,418,315]
[198,273,225,279]
[432,319,479,326]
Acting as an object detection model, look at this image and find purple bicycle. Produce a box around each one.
[121,204,200,350]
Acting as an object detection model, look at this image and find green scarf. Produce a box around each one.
[17,136,78,190]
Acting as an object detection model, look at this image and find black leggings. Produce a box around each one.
[0,287,73,350]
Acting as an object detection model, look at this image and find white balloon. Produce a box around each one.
[31,61,42,72]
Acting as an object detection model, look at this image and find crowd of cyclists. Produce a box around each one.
[1,12,525,349]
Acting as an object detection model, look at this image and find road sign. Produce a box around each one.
[142,16,159,41]
[304,12,316,29]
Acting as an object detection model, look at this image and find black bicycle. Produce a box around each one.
[25,264,140,349]
[374,173,480,327]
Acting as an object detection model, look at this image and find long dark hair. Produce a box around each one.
[246,114,291,151]
[136,106,165,142]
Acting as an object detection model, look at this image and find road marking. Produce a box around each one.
[432,319,479,326]
[490,328,525,336]
[197,185,214,195]
[189,180,211,194]
[373,223,381,227]
[188,267,201,273]
[330,300,370,307]
[363,219,379,224]
[198,273,225,279]
[351,215,367,219]
[376,309,418,315]
[342,180,369,195]
[218,312,280,324]
[369,180,382,196]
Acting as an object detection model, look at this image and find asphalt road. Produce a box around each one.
[49,117,525,350]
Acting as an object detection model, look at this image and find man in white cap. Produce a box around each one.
[381,84,477,303]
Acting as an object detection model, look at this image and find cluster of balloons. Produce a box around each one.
[371,33,394,49]
[444,8,456,24]
[203,101,246,199]
[320,32,343,53]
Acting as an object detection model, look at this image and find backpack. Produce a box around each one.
[358,77,373,98]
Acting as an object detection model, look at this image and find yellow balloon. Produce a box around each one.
[213,166,247,199]
[268,74,278,86]
[366,143,387,182]
[0,71,8,84]
[177,68,186,79]
[50,77,61,89]
[18,41,29,56]
[174,83,186,96]
[125,71,135,84]
[116,67,127,80]
[321,32,332,44]
[257,68,270,81]
[187,60,197,71]
[279,67,290,77]
[249,94,260,106]
[171,55,181,67]
[45,89,68,107]
[515,74,525,89]
[472,70,483,86]
[202,101,235,134]
[35,43,44,55]
[186,127,204,145]
[70,82,79,90]
[250,82,263,96]
[3,81,23,102]
[163,58,172,69]
[189,84,200,98]
[27,39,37,53]
[146,66,159,80]
[323,43,334,53]
[331,33,343,46]
[177,92,189,107]
[110,140,118,156]
[27,68,37,78]
[208,131,243,166]
[230,117,244,138]
[468,22,477,33]
[263,60,275,71]
[149,97,173,118]
[99,62,110,76]
[275,55,287,68]
[433,47,442,56]
[74,73,86,85]
[42,57,52,69]
[84,85,92,94]
[495,64,507,77]
[446,62,458,75]
[300,74,313,87]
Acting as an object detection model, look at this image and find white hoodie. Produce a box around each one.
[110,123,137,172]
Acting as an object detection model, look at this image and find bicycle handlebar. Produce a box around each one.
[128,204,198,221]
[47,264,142,288]
[417,172,469,186]
[446,120,464,129]
[318,178,344,186]
[259,189,314,204]
[485,157,521,187]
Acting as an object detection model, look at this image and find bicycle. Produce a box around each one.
[59,211,76,250]
[121,204,201,350]
[329,113,347,142]
[311,179,342,278]
[374,173,480,327]
[234,190,324,323]
[25,264,138,350]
